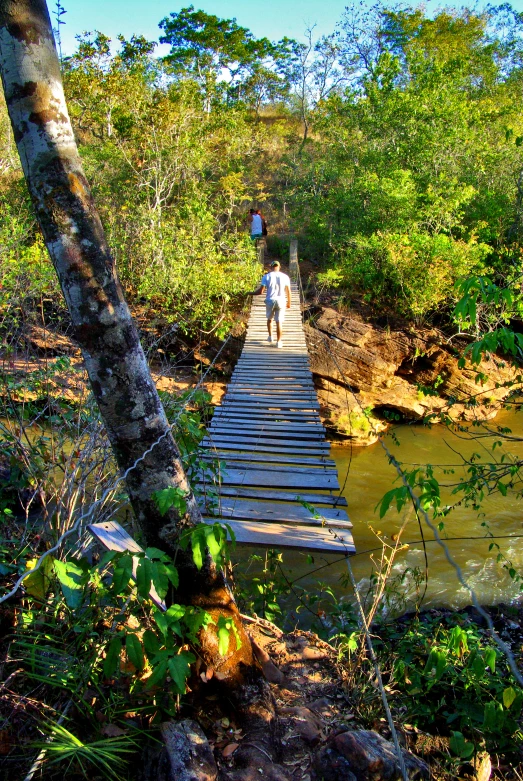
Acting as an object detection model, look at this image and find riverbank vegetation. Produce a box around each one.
[1,1,523,778]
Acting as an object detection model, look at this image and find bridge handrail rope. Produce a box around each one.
[292,242,523,688]
[0,311,248,606]
[291,242,409,781]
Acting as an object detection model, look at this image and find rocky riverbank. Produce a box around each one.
[3,307,521,450]
[305,307,522,446]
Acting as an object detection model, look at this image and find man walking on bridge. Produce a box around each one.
[250,261,291,348]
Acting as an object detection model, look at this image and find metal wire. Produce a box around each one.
[292,251,409,779]
[0,329,236,605]
[298,262,523,687]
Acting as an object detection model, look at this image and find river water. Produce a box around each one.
[327,408,523,613]
[234,409,523,621]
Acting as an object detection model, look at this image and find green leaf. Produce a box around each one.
[483,701,504,731]
[216,614,241,656]
[423,648,447,683]
[164,563,179,588]
[145,547,168,560]
[484,647,496,673]
[151,561,169,599]
[136,557,153,598]
[125,633,144,671]
[145,658,169,689]
[166,604,186,622]
[104,637,122,678]
[449,731,474,759]
[154,610,170,637]
[112,554,133,594]
[153,487,188,517]
[168,651,195,693]
[53,559,88,609]
[503,686,517,709]
[191,529,204,570]
[24,556,54,601]
[143,629,162,659]
[183,608,213,643]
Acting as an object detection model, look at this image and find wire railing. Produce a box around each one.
[292,241,523,692]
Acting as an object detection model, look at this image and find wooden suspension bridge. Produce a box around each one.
[198,242,355,555]
[89,242,355,563]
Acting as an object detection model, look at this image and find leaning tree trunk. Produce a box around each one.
[0,0,253,683]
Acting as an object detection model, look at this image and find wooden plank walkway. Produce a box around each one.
[198,245,355,555]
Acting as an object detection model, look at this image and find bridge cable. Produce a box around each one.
[293,251,523,687]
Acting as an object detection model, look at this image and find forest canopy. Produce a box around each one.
[1,2,523,328]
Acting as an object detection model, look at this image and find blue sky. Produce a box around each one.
[58,0,523,56]
[58,0,349,56]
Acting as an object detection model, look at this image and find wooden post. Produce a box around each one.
[257,240,265,266]
[289,239,298,281]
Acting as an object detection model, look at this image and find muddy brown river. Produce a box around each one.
[234,409,523,622]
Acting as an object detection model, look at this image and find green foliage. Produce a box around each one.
[179,521,235,570]
[33,723,138,780]
[282,4,523,320]
[384,617,523,752]
[317,231,488,319]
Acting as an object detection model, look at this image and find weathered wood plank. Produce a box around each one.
[204,459,336,475]
[201,518,355,554]
[199,468,339,490]
[209,420,325,431]
[202,435,329,450]
[200,451,334,466]
[202,441,330,455]
[198,485,347,506]
[226,388,317,396]
[207,427,325,441]
[205,499,351,527]
[213,409,321,421]
[222,396,320,408]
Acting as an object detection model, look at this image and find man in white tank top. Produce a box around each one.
[250,261,291,348]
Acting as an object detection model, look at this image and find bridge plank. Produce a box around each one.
[205,499,351,526]
[200,468,339,490]
[202,441,330,455]
[200,452,335,467]
[201,518,355,554]
[202,435,329,450]
[200,485,347,507]
[207,427,325,441]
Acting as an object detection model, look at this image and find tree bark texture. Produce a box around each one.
[0,0,253,681]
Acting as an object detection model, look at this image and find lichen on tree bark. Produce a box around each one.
[0,0,254,681]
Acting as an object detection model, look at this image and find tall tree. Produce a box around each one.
[159,5,290,109]
[0,0,253,683]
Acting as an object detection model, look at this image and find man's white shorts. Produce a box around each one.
[266,298,286,323]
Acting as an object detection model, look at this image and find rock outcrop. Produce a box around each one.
[305,308,521,445]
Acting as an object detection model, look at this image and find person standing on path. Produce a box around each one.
[250,260,291,348]
[248,208,263,240]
